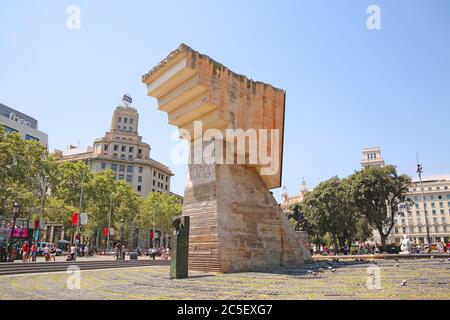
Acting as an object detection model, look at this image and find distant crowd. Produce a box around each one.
[311,240,450,255]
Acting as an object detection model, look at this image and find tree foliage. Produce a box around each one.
[0,129,182,249]
[349,165,411,249]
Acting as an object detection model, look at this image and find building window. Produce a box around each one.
[166,176,168,182]
[153,171,156,177]
[130,118,133,124]
[3,125,18,133]
[127,166,133,173]
[111,164,118,171]
[118,174,124,180]
[165,185,168,190]
[25,134,39,141]
[153,180,155,186]
[119,165,125,172]
[126,175,132,183]
[138,176,142,182]
[439,202,444,208]
[139,167,143,173]
[114,145,119,151]
[430,195,435,201]
[152,189,155,192]
[124,118,128,124]
[118,117,122,122]
[104,145,108,151]
[129,147,134,153]
[128,155,133,160]
[113,153,118,158]
[121,146,126,152]
[117,125,121,131]
[137,185,141,192]
[101,163,107,169]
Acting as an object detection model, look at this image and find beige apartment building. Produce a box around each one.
[54,104,173,197]
[280,178,310,213]
[391,175,450,244]
[361,147,450,244]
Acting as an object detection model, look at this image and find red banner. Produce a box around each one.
[104,228,108,237]
[72,212,78,225]
[150,230,154,240]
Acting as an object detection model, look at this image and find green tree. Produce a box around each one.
[349,165,411,251]
[139,192,182,247]
[0,128,57,222]
[301,176,369,251]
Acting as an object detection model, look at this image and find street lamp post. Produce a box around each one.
[153,204,156,249]
[119,218,125,260]
[106,195,112,252]
[7,202,20,262]
[416,153,431,250]
[75,157,91,248]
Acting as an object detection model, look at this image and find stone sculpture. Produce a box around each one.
[143,44,310,273]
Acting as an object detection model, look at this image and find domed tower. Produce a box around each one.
[281,186,289,204]
[300,177,308,196]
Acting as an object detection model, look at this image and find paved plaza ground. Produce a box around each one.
[0,258,449,300]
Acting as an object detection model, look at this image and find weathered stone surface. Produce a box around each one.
[143,44,310,273]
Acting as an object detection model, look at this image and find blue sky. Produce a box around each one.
[1,0,449,200]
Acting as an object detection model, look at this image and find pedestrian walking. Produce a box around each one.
[49,244,57,261]
[165,247,170,260]
[43,244,50,262]
[30,243,37,262]
[69,244,76,261]
[150,247,156,260]
[21,241,29,262]
[84,245,89,258]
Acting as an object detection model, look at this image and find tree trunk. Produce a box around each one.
[380,233,387,253]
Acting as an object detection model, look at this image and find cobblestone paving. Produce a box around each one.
[0,259,449,300]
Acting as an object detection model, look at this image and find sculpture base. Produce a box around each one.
[183,164,310,273]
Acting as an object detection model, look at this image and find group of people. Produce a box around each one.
[358,242,381,255]
[311,242,381,256]
[67,244,89,261]
[112,245,171,260]
[20,241,57,262]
